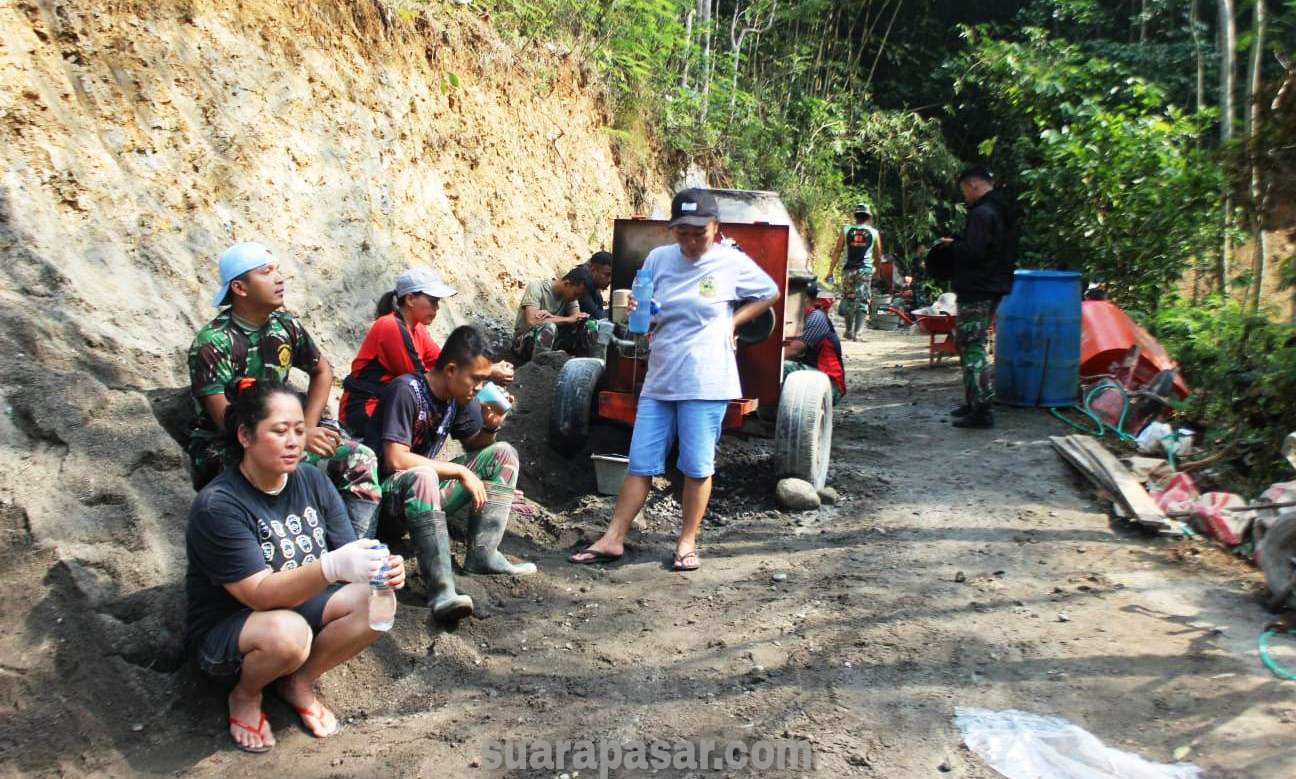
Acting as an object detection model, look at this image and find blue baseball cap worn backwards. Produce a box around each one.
[212,242,277,307]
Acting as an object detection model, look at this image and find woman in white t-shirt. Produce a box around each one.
[570,189,779,571]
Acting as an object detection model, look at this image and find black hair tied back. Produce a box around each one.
[221,377,299,461]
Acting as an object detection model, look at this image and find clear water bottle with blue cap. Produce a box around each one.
[628,268,653,334]
[367,543,396,631]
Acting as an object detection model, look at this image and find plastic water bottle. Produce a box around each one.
[367,543,396,631]
[628,268,653,334]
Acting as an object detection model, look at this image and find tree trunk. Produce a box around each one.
[1246,0,1267,312]
[864,0,903,96]
[1218,0,1236,293]
[1190,0,1205,113]
[681,9,695,91]
[699,0,713,122]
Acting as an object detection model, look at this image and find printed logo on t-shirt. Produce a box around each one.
[257,519,272,540]
[313,527,326,547]
[304,507,319,528]
[270,520,286,537]
[699,275,717,298]
[295,535,314,555]
[281,559,298,571]
[286,514,302,536]
[280,537,297,559]
[260,542,275,562]
[301,553,317,566]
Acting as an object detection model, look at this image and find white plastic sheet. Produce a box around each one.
[954,708,1202,779]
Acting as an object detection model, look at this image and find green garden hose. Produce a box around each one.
[1258,628,1296,681]
[1050,382,1137,443]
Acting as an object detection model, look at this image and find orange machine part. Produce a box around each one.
[598,391,756,430]
[1079,301,1190,398]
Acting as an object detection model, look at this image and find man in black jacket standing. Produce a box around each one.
[942,166,1017,429]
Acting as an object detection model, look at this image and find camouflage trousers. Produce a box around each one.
[838,267,872,337]
[188,430,382,504]
[513,320,600,362]
[378,442,520,534]
[954,297,999,414]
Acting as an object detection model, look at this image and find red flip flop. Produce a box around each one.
[229,711,273,754]
[293,701,341,738]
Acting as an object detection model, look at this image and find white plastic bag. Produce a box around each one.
[954,708,1202,779]
[1136,422,1173,455]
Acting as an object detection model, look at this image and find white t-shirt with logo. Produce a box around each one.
[640,242,779,401]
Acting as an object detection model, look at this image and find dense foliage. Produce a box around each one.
[418,0,1296,486]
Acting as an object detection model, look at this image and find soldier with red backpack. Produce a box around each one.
[825,203,882,340]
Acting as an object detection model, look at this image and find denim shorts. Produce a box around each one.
[194,583,343,681]
[627,397,728,479]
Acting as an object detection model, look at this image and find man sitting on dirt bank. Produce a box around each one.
[366,325,536,623]
[187,242,383,538]
[512,267,596,362]
[577,251,614,320]
[783,279,846,404]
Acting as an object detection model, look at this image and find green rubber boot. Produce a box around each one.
[408,509,474,621]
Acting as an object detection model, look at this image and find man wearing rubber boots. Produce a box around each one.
[187,242,383,539]
[366,325,536,622]
[826,203,882,340]
[942,166,1018,429]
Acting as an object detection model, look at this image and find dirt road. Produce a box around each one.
[18,329,1296,778]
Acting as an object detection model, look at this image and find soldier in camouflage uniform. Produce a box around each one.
[942,166,1018,429]
[188,242,382,537]
[825,204,882,340]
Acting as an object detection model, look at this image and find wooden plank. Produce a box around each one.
[1052,436,1171,530]
[1072,437,1170,530]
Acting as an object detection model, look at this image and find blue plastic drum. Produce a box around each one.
[993,270,1082,407]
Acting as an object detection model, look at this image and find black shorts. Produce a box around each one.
[194,583,344,681]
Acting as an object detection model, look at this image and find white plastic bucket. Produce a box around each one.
[590,453,629,495]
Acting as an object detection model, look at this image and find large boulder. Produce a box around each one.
[776,478,821,511]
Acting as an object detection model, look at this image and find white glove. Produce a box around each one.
[320,539,385,583]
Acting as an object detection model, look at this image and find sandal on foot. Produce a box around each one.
[229,712,273,754]
[292,701,340,738]
[568,546,622,565]
[672,551,700,572]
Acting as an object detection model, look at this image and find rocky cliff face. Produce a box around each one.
[0,0,663,764]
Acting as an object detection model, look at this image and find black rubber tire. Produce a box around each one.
[549,358,604,455]
[1259,512,1296,611]
[774,370,833,490]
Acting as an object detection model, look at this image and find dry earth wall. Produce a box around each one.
[0,0,666,754]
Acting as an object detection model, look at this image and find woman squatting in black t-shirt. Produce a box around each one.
[183,378,405,753]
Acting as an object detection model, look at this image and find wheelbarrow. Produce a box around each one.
[916,314,958,366]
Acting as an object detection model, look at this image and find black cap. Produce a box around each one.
[669,189,720,227]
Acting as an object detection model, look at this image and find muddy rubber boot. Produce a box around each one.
[408,509,474,621]
[344,498,380,539]
[952,411,994,429]
[464,500,538,576]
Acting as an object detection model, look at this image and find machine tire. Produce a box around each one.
[1260,512,1296,611]
[549,358,604,455]
[774,370,833,490]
